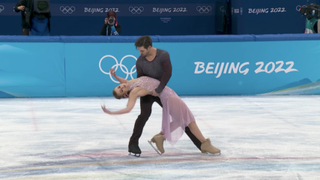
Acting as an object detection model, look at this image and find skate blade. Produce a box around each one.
[202,152,221,156]
[128,152,141,157]
[148,140,162,155]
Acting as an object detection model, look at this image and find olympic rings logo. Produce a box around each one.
[99,55,137,83]
[196,6,212,14]
[60,6,76,14]
[296,5,306,12]
[0,5,4,13]
[129,6,144,14]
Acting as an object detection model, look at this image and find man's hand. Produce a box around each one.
[104,18,108,25]
[150,89,159,97]
[18,5,25,11]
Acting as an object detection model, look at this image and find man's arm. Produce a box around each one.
[136,58,144,78]
[155,52,172,94]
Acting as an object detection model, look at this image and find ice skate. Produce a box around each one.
[148,140,162,155]
[149,133,165,155]
[200,138,220,155]
[128,144,141,157]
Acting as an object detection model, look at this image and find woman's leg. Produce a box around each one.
[188,122,206,143]
[150,133,165,154]
[188,121,220,154]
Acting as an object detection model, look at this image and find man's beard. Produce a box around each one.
[143,51,150,57]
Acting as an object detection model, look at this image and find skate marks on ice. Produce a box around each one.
[1,150,320,180]
[0,149,216,180]
[1,148,320,176]
[1,96,320,179]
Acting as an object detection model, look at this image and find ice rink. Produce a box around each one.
[0,96,320,180]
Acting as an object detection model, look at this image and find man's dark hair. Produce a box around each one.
[135,35,152,49]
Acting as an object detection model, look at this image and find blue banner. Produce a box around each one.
[0,1,217,35]
[159,41,320,95]
[64,43,139,96]
[230,0,319,34]
[2,0,320,35]
[0,3,214,17]
[63,37,320,96]
[0,42,65,97]
[1,35,320,97]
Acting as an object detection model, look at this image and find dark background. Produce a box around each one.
[0,0,319,36]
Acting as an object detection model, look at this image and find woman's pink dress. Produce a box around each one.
[129,76,195,145]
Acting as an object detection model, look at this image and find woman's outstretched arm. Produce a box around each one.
[101,87,149,115]
[110,67,127,84]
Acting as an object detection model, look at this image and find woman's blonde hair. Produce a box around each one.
[112,89,122,99]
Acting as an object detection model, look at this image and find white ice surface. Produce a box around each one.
[0,96,320,180]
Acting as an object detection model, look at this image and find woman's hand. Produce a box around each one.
[101,105,112,114]
[110,67,116,77]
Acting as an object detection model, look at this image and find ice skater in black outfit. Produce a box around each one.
[128,35,202,157]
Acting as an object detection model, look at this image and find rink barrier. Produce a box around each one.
[0,34,320,97]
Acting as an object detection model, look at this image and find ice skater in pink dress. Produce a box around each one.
[101,68,220,155]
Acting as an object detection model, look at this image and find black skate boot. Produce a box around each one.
[128,144,141,157]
